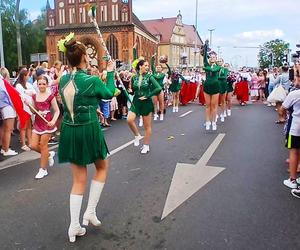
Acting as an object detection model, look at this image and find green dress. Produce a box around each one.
[130,73,162,116]
[218,67,229,94]
[203,44,221,95]
[166,63,185,93]
[58,70,116,166]
[151,56,168,91]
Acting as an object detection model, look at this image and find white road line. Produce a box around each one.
[179,110,193,118]
[0,137,143,171]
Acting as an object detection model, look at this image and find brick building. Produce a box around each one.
[45,0,158,69]
[142,12,204,69]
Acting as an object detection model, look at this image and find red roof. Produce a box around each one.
[142,18,202,45]
[142,18,177,43]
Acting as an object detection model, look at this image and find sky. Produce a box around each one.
[20,0,300,68]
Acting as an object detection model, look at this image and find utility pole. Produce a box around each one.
[208,28,215,48]
[194,0,198,68]
[0,0,5,67]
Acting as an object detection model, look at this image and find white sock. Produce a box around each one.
[70,194,83,228]
[85,180,105,215]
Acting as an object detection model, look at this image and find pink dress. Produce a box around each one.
[32,94,57,135]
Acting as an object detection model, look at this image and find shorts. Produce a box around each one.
[100,101,110,119]
[110,97,118,111]
[285,134,300,149]
[0,105,16,119]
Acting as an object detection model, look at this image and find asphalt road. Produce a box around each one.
[0,102,299,250]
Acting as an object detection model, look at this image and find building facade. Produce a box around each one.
[142,12,204,69]
[45,0,158,69]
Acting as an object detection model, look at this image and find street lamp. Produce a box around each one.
[208,28,215,48]
[0,0,5,67]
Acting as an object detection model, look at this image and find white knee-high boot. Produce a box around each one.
[83,180,104,226]
[68,194,86,243]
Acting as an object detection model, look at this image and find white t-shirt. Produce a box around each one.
[282,89,300,136]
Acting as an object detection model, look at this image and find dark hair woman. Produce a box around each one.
[58,35,117,242]
[127,59,162,154]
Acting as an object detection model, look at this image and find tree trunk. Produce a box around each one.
[16,0,22,67]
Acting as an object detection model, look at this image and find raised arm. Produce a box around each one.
[166,63,172,77]
[151,55,156,74]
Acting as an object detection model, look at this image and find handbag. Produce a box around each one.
[267,76,286,102]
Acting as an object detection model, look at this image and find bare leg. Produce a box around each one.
[39,134,51,169]
[1,118,15,151]
[204,93,212,122]
[71,163,87,195]
[127,111,139,136]
[211,94,220,122]
[142,114,152,145]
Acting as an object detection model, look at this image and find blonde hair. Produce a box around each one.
[0,67,10,80]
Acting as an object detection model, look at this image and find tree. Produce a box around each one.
[258,39,290,69]
[1,0,47,72]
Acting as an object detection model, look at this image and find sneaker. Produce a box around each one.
[35,168,48,179]
[267,103,272,107]
[223,112,227,118]
[141,145,150,154]
[227,110,231,116]
[291,188,300,199]
[153,114,158,121]
[212,122,217,131]
[172,107,176,113]
[21,145,31,151]
[220,114,225,123]
[215,115,219,123]
[1,148,18,156]
[48,138,58,145]
[205,121,211,131]
[159,114,164,121]
[133,135,142,147]
[138,118,143,127]
[175,107,179,112]
[48,151,55,167]
[283,178,298,189]
[122,115,127,120]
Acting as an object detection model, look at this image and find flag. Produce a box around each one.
[0,77,31,129]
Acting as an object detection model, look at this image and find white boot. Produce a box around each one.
[215,114,219,123]
[175,106,179,112]
[205,121,211,130]
[133,134,142,147]
[83,180,104,227]
[141,145,150,154]
[153,113,158,121]
[68,194,86,243]
[223,111,227,118]
[227,109,231,116]
[220,114,225,123]
[172,107,176,113]
[159,114,164,121]
[212,122,217,131]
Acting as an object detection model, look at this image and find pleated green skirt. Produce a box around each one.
[58,121,109,166]
[169,82,181,93]
[130,97,154,116]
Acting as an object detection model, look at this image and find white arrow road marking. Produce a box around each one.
[161,133,226,220]
[179,110,193,118]
[0,137,144,171]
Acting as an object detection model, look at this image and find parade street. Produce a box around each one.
[0,103,299,250]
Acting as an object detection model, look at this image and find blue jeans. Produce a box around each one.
[268,84,274,95]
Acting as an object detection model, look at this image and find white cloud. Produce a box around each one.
[235,29,284,41]
[28,11,40,21]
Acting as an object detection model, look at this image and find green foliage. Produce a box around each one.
[1,0,46,71]
[258,39,290,69]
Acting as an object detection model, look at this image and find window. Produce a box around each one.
[112,4,118,21]
[59,8,65,24]
[121,7,128,22]
[68,0,75,4]
[79,7,86,23]
[69,7,76,24]
[49,14,55,27]
[79,0,86,3]
[100,4,107,22]
[106,34,118,59]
